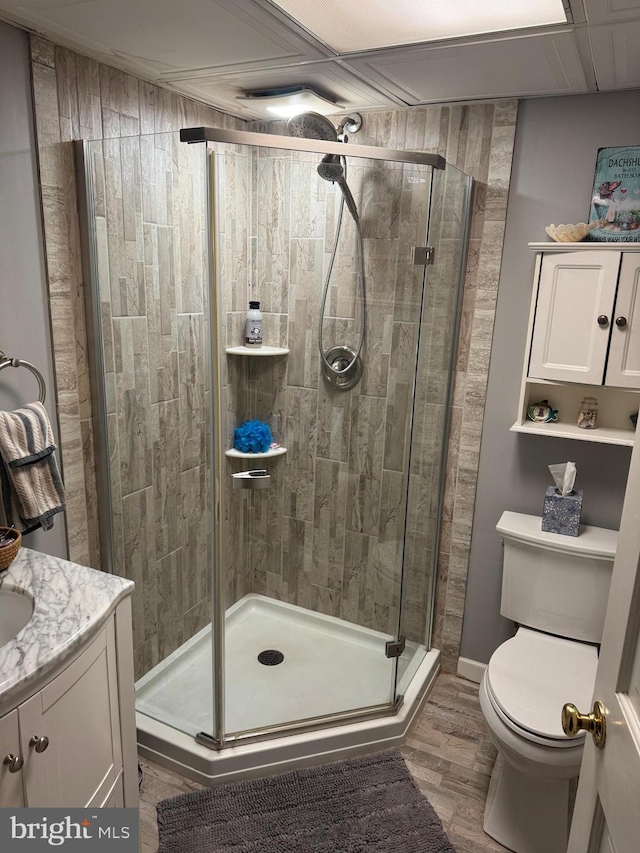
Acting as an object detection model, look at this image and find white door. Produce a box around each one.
[606,254,640,389]
[0,709,24,807]
[528,251,621,384]
[19,624,122,808]
[567,423,640,853]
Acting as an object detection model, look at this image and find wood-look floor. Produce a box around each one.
[139,673,508,853]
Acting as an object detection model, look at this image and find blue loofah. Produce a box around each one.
[234,420,273,454]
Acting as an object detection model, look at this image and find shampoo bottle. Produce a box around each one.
[245,301,262,347]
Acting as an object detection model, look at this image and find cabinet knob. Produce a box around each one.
[29,735,49,754]
[616,316,628,328]
[3,754,24,773]
[597,315,609,327]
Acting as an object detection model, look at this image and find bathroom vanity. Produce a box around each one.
[0,548,137,808]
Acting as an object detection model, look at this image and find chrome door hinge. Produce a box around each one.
[411,246,435,266]
[385,635,406,658]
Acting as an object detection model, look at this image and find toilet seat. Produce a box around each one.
[486,627,599,746]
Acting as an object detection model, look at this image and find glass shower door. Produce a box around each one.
[396,162,474,698]
[77,134,218,741]
[210,138,440,739]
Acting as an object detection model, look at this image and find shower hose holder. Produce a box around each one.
[321,345,363,391]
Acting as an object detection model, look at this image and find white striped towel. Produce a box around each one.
[0,402,65,533]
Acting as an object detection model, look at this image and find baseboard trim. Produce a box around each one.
[457,657,487,684]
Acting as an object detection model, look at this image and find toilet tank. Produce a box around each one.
[497,511,617,644]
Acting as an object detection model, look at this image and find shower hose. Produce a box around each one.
[318,157,366,379]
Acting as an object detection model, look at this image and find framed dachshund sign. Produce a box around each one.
[588,146,640,242]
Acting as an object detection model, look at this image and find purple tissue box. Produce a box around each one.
[542,486,583,537]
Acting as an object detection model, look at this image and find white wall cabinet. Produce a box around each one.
[0,605,136,808]
[513,243,640,446]
[528,251,622,384]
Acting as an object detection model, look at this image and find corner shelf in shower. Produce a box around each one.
[225,346,289,356]
[225,447,288,459]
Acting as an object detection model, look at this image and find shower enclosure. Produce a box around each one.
[76,121,472,782]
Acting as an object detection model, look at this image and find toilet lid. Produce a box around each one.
[486,628,599,741]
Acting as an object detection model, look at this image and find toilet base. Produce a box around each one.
[484,754,571,853]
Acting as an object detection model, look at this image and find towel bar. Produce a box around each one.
[0,352,46,404]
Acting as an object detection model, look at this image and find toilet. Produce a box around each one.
[480,511,617,853]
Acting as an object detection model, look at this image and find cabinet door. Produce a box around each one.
[0,709,24,807]
[528,251,621,384]
[19,621,122,808]
[606,254,640,389]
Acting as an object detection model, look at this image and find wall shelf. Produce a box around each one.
[529,242,640,252]
[225,447,287,459]
[514,380,638,448]
[225,346,289,356]
[511,420,634,447]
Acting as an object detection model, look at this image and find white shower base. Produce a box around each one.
[136,593,439,785]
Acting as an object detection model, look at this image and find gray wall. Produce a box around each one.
[460,91,640,665]
[0,21,67,558]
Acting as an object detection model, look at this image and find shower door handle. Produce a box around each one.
[232,469,271,490]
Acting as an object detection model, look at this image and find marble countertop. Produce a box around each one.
[0,547,133,709]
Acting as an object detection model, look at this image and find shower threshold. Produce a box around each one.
[136,594,440,785]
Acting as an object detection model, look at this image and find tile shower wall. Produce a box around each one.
[249,104,517,670]
[218,141,453,643]
[29,36,245,676]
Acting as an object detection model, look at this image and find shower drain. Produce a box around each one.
[258,649,284,666]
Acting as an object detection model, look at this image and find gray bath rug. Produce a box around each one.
[156,749,455,853]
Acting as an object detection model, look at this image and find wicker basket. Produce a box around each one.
[0,529,22,572]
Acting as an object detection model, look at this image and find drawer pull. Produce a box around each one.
[3,754,24,772]
[616,316,628,328]
[597,315,609,327]
[29,735,49,754]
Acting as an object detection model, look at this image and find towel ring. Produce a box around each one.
[0,352,46,404]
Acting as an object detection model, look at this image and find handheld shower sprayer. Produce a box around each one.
[286,112,365,390]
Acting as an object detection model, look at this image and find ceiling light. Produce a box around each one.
[236,87,343,118]
[270,0,568,53]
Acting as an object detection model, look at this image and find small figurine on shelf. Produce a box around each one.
[527,400,559,423]
[577,396,598,430]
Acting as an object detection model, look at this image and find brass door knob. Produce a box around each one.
[562,700,606,748]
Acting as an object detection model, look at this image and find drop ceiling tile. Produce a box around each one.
[346,31,589,104]
[0,0,328,79]
[589,21,640,88]
[583,0,640,24]
[268,0,568,54]
[170,61,398,119]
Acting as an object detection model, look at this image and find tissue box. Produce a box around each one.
[542,487,583,537]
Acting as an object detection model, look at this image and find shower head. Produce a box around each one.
[316,155,359,223]
[287,112,360,224]
[286,112,338,142]
[317,154,343,182]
